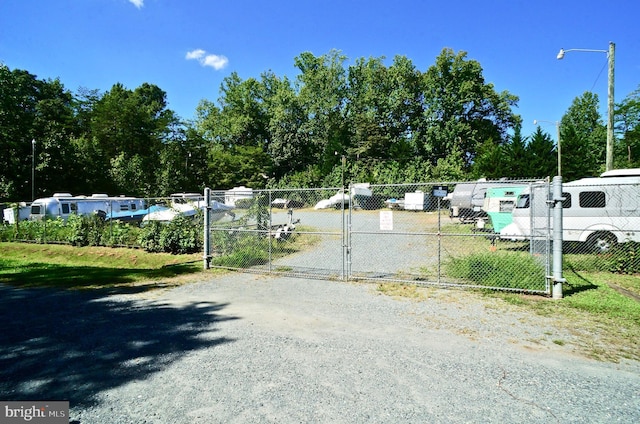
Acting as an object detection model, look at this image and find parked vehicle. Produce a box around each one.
[314,184,372,210]
[2,202,31,224]
[482,186,526,233]
[500,169,640,252]
[224,186,253,207]
[448,179,516,223]
[142,193,234,223]
[29,193,146,221]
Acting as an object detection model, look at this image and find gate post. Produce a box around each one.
[551,176,564,299]
[203,187,212,270]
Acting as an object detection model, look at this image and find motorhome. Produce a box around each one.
[500,169,640,252]
[29,193,146,221]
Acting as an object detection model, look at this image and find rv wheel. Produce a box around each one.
[586,232,617,254]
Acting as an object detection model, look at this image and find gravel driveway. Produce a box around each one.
[3,272,637,423]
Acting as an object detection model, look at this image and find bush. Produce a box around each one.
[607,242,640,275]
[446,251,546,291]
[159,215,202,254]
[139,215,202,254]
[66,214,104,246]
[138,221,163,253]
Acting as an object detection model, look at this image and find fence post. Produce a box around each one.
[552,176,564,299]
[203,187,211,270]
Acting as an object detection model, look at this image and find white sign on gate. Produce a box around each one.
[379,210,393,231]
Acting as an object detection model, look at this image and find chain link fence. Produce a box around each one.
[5,176,637,296]
[204,180,552,294]
[204,188,347,279]
[0,194,209,253]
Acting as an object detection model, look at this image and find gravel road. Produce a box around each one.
[2,270,639,424]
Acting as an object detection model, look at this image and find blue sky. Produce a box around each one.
[1,0,638,139]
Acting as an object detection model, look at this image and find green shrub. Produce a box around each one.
[234,198,253,209]
[139,215,202,254]
[138,220,163,253]
[212,234,269,267]
[446,251,546,291]
[159,215,201,254]
[103,221,140,247]
[66,214,104,246]
[607,242,640,275]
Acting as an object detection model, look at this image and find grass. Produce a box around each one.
[0,242,206,291]
[377,266,640,363]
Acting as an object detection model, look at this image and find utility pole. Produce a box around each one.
[606,41,615,171]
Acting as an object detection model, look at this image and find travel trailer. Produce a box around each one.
[481,186,526,233]
[224,186,254,208]
[2,202,31,224]
[500,169,640,252]
[29,193,146,221]
[449,179,521,223]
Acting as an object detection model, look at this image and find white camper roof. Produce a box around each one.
[600,168,640,178]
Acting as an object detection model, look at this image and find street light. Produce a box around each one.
[534,120,561,176]
[557,41,615,171]
[31,139,36,201]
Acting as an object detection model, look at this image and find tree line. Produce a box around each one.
[2,48,639,201]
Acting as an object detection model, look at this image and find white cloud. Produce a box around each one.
[185,49,229,71]
[129,0,144,8]
[185,49,206,60]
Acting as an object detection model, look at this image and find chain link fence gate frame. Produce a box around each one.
[345,181,551,294]
[203,180,554,295]
[203,187,349,280]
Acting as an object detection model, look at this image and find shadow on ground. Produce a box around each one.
[0,283,236,408]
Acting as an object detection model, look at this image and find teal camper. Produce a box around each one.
[482,186,525,233]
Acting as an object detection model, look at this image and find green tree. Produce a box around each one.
[85,82,178,195]
[295,50,350,174]
[525,127,557,178]
[503,123,528,177]
[345,56,419,162]
[420,48,520,170]
[615,85,640,168]
[560,92,606,181]
[0,65,78,200]
[263,72,311,178]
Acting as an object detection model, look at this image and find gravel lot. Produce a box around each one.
[3,271,638,423]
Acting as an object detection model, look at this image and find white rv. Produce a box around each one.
[500,169,640,252]
[29,193,146,221]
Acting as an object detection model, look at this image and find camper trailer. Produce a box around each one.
[29,193,146,221]
[224,186,254,208]
[449,179,519,223]
[500,169,640,252]
[482,186,526,233]
[3,202,31,224]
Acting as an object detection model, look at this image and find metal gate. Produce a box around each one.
[203,181,552,294]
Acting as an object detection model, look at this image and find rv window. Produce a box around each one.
[131,203,137,211]
[31,205,41,214]
[70,203,77,212]
[579,191,606,208]
[61,203,70,214]
[516,194,530,209]
[121,204,129,211]
[562,193,571,208]
[499,200,515,213]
